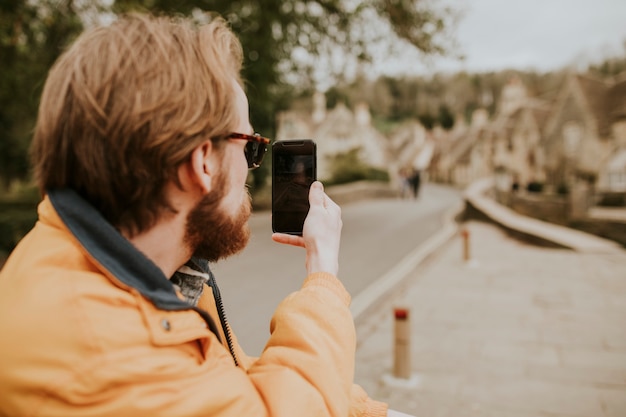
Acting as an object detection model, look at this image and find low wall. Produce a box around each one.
[569,219,626,248]
[508,192,569,225]
[469,178,626,250]
[499,191,626,247]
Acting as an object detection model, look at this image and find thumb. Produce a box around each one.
[308,181,325,207]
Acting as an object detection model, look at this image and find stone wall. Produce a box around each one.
[569,219,626,248]
[502,191,626,247]
[508,193,569,225]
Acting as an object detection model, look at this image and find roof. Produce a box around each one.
[608,75,626,122]
[574,74,611,136]
[447,126,489,165]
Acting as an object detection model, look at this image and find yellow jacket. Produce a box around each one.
[0,189,387,417]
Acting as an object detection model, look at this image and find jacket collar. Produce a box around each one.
[47,188,222,338]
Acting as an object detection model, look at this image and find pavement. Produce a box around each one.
[353,180,626,417]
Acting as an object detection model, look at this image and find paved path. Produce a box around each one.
[213,183,462,355]
[354,220,626,417]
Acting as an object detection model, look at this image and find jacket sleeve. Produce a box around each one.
[228,276,388,417]
[349,384,388,417]
[35,272,383,417]
[242,272,356,416]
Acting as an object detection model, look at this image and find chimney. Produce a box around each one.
[355,102,371,126]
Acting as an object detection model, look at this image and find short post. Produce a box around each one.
[383,307,420,388]
[461,228,470,262]
[393,307,411,379]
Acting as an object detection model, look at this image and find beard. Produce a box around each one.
[184,171,251,262]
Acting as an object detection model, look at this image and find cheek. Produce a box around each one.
[223,147,248,206]
[233,148,249,186]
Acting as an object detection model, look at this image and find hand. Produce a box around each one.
[272,181,342,276]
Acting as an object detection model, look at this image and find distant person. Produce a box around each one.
[398,166,412,199]
[409,168,422,199]
[0,13,390,416]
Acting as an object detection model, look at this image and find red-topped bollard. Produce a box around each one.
[461,227,470,262]
[393,307,411,379]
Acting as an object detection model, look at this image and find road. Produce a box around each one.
[211,183,463,355]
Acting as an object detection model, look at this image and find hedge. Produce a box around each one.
[0,199,38,259]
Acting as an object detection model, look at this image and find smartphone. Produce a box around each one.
[272,140,317,235]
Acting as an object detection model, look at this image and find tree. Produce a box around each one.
[112,0,457,187]
[0,0,84,191]
[418,112,435,130]
[587,40,626,78]
[0,0,457,190]
[437,103,454,130]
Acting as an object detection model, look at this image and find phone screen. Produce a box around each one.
[272,140,317,235]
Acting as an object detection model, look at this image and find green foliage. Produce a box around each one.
[372,116,402,135]
[526,182,544,193]
[325,86,351,110]
[0,0,84,190]
[0,0,455,192]
[463,101,479,124]
[110,0,455,189]
[0,191,39,256]
[587,41,626,77]
[324,67,585,130]
[326,148,389,186]
[417,113,435,130]
[437,104,454,130]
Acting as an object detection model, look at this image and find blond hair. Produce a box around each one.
[31,13,243,235]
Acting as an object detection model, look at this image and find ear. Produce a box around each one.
[186,140,217,194]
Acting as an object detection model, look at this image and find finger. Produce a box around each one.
[272,233,306,248]
[308,181,325,207]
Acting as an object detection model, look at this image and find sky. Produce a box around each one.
[374,0,626,76]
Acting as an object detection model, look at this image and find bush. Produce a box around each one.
[557,183,569,195]
[0,187,40,257]
[526,181,544,193]
[0,205,38,256]
[597,192,626,207]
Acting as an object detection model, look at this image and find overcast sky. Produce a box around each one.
[375,0,626,76]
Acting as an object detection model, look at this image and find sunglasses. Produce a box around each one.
[226,132,271,169]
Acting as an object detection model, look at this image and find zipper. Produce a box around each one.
[207,269,239,367]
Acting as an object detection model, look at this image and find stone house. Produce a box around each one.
[385,119,432,186]
[275,92,387,181]
[431,77,543,188]
[487,77,551,188]
[495,99,552,187]
[432,109,494,186]
[541,73,623,190]
[596,73,626,198]
[598,149,626,195]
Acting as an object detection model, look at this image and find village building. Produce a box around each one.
[276,92,388,181]
[275,91,431,184]
[496,99,552,188]
[385,119,432,187]
[595,73,626,202]
[432,108,493,187]
[276,70,625,209]
[542,73,614,190]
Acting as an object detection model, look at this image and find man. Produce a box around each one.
[0,13,388,417]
